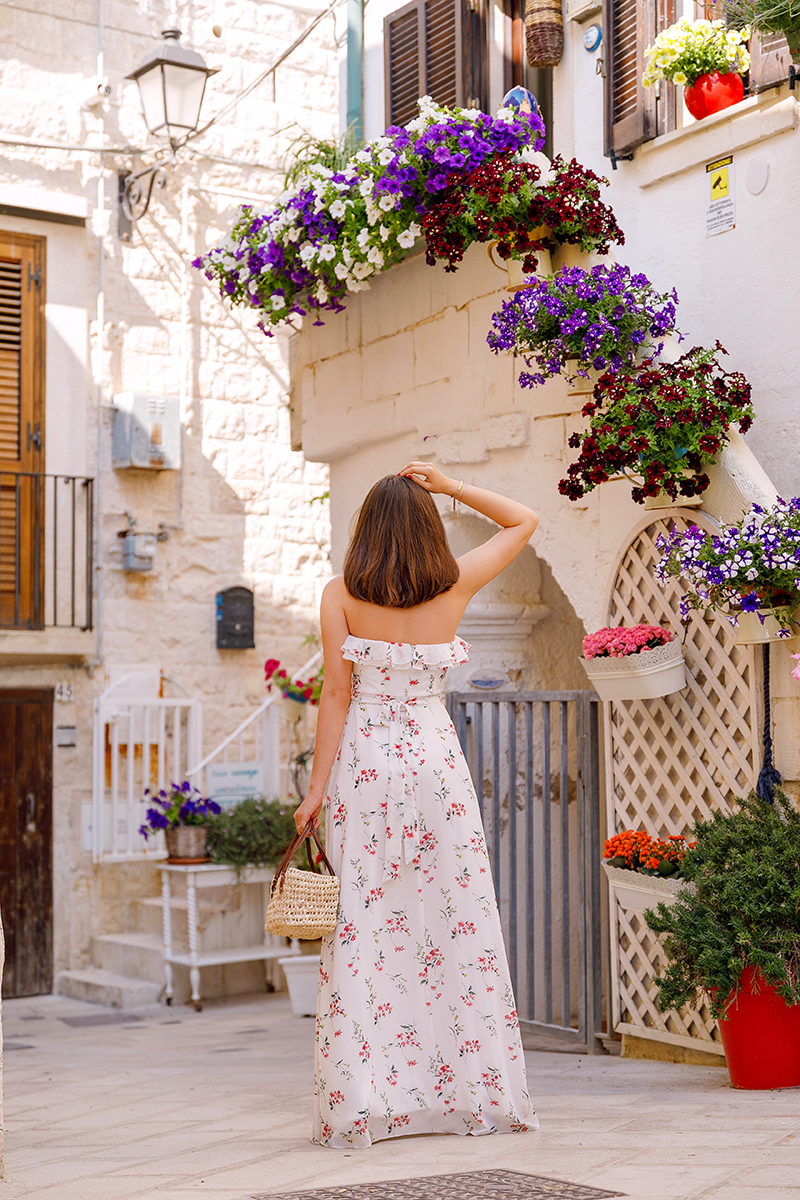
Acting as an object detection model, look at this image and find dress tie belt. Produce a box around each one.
[352,691,444,883]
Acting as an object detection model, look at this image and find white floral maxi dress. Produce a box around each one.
[312,636,537,1148]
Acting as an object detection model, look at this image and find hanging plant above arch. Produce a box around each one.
[558,343,754,505]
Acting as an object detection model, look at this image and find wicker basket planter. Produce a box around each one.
[279,953,321,1017]
[579,639,687,701]
[165,825,209,864]
[603,861,691,914]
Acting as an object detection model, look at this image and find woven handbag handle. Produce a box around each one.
[271,820,335,895]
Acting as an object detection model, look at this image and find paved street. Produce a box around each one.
[0,991,798,1200]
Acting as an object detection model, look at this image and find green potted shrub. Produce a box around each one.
[205,797,301,878]
[645,791,800,1089]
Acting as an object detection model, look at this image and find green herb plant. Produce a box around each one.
[205,797,308,881]
[645,791,800,1020]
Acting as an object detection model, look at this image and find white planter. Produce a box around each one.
[280,696,307,723]
[733,609,799,645]
[579,639,687,701]
[644,489,704,510]
[603,861,690,913]
[279,954,320,1017]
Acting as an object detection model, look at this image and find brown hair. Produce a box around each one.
[343,475,459,608]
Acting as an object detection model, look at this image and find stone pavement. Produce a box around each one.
[0,991,798,1200]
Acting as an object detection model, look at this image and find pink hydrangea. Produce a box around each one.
[583,624,673,659]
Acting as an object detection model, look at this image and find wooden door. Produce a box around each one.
[0,689,53,997]
[0,231,46,628]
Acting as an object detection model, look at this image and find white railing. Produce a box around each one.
[187,650,322,800]
[91,673,202,863]
[91,653,321,864]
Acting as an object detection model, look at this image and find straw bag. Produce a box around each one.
[265,821,340,939]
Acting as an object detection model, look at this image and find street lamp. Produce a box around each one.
[120,29,218,225]
[126,28,219,149]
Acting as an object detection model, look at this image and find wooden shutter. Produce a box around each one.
[0,232,45,629]
[426,0,460,107]
[385,0,486,126]
[605,0,675,158]
[385,0,426,127]
[750,32,791,92]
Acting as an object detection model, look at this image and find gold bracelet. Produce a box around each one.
[452,479,465,513]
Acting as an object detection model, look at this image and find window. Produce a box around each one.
[0,231,45,628]
[384,0,489,128]
[605,0,792,158]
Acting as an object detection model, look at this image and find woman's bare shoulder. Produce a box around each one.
[321,576,348,607]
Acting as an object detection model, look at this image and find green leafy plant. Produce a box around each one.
[282,130,361,191]
[726,0,800,59]
[645,791,800,1020]
[205,797,305,878]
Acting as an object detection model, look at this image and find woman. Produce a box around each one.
[294,462,540,1148]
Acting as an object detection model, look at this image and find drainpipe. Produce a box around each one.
[346,0,363,142]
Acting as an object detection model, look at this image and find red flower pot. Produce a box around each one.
[683,71,744,121]
[718,967,800,1089]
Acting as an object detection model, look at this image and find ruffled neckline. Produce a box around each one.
[341,635,470,668]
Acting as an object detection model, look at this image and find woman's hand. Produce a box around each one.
[294,792,323,835]
[398,461,458,496]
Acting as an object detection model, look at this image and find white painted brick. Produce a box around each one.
[414,308,469,389]
[482,414,530,451]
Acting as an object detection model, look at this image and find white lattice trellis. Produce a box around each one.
[604,511,760,1053]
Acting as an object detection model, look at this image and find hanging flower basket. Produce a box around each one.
[580,627,687,701]
[733,608,799,645]
[603,861,688,913]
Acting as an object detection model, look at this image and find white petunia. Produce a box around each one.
[334,262,351,280]
[379,194,395,211]
[352,261,373,280]
[270,295,285,310]
[366,246,384,267]
[317,244,336,262]
[329,199,346,219]
[397,228,416,248]
[378,148,394,165]
[379,224,391,242]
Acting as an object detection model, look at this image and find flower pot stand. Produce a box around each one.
[602,861,687,913]
[279,953,321,1017]
[733,610,798,645]
[157,863,300,1010]
[579,640,687,701]
[719,967,800,1089]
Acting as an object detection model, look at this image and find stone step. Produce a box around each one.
[92,932,166,984]
[55,968,162,1009]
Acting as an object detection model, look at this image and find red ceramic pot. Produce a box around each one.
[718,967,800,1089]
[683,71,744,121]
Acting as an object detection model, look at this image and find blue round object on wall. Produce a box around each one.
[500,86,542,122]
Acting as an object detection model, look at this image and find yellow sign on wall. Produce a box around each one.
[706,155,735,237]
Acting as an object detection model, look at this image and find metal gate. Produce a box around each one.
[448,690,603,1054]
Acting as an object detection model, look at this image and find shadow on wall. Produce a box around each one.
[445,512,587,692]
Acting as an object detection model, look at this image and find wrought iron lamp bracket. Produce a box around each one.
[120,152,174,222]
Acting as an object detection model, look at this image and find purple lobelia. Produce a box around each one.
[139,782,221,841]
[486,263,679,386]
[655,498,800,636]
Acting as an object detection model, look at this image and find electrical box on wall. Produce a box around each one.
[566,0,601,21]
[216,587,255,649]
[122,531,157,571]
[112,392,181,470]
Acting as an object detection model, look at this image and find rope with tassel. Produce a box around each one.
[755,641,782,805]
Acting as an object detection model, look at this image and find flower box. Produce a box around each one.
[603,861,689,913]
[734,609,799,645]
[580,638,687,701]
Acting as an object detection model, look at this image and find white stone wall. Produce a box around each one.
[0,0,337,978]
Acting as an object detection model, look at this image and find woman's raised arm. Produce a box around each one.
[397,462,539,597]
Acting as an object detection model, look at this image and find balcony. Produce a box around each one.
[0,472,95,663]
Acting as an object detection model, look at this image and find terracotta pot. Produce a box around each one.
[166,825,209,863]
[684,71,744,121]
[718,967,800,1090]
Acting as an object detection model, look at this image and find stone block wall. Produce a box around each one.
[0,0,337,981]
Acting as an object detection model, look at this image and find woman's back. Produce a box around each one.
[339,580,467,646]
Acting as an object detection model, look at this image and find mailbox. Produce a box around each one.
[216,587,255,649]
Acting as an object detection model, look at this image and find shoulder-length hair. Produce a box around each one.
[343,475,459,608]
